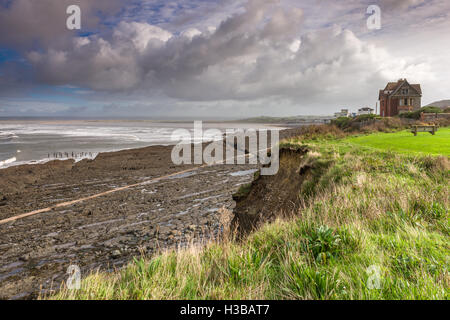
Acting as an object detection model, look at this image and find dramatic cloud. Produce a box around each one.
[27,0,301,91]
[25,0,430,105]
[1,0,449,117]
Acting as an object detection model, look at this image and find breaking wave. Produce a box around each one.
[0,131,19,141]
[0,157,17,167]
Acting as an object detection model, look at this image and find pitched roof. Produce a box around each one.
[411,84,422,94]
[380,79,422,98]
[385,82,398,91]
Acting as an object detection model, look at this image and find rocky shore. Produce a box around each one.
[0,143,261,299]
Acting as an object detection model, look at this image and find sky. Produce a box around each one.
[0,0,449,118]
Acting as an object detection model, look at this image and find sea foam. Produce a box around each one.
[0,157,17,167]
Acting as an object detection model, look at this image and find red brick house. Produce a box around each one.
[379,79,422,117]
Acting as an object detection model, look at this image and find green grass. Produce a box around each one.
[342,127,450,156]
[48,129,449,300]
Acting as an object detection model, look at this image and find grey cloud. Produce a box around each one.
[28,0,429,105]
[0,0,123,50]
[3,0,446,117]
[379,0,426,10]
[27,0,305,93]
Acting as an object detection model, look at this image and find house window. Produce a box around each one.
[404,98,408,105]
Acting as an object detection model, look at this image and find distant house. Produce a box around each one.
[334,109,350,118]
[379,79,422,117]
[357,107,374,116]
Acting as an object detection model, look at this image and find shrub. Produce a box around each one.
[303,225,341,263]
[332,117,352,129]
[353,114,379,122]
[400,106,443,120]
[422,106,443,114]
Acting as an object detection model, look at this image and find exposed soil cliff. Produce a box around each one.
[231,146,313,235]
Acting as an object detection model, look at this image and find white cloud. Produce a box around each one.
[289,39,301,53]
[181,28,202,39]
[113,21,173,53]
[74,37,91,48]
[27,15,432,110]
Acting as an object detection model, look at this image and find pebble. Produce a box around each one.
[111,250,121,258]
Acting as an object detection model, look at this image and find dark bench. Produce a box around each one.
[410,125,437,136]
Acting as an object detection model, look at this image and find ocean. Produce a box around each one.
[0,120,283,168]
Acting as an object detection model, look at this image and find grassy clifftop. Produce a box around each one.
[342,127,450,156]
[50,127,449,300]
